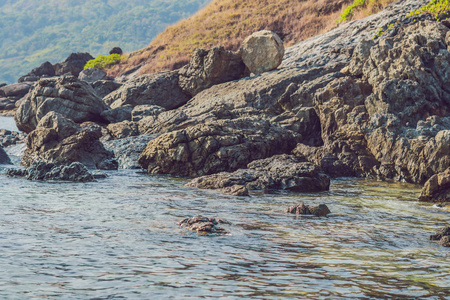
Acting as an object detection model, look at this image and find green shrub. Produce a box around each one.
[338,0,366,23]
[84,54,122,70]
[406,0,450,19]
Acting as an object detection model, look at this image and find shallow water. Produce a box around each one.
[0,116,18,132]
[0,118,449,299]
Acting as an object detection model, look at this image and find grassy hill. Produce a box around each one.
[109,0,399,77]
[0,0,211,83]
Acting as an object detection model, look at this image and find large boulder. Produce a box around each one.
[14,76,108,133]
[419,168,450,203]
[138,118,300,177]
[178,46,247,96]
[240,30,285,75]
[54,52,94,77]
[91,80,122,98]
[186,155,330,194]
[21,111,117,170]
[18,61,55,82]
[103,71,190,110]
[78,68,107,82]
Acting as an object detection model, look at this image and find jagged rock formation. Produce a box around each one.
[241,30,284,74]
[285,203,331,217]
[419,168,450,203]
[21,112,116,169]
[15,76,108,133]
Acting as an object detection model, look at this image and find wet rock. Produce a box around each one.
[0,146,11,164]
[21,112,117,170]
[91,80,122,98]
[54,52,94,77]
[103,71,190,110]
[240,30,284,75]
[440,236,450,247]
[103,135,156,169]
[6,161,95,182]
[14,75,108,133]
[177,215,230,234]
[186,155,330,194]
[178,46,246,96]
[106,120,139,139]
[419,168,450,203]
[78,68,107,82]
[139,118,300,177]
[101,105,132,123]
[131,105,166,122]
[430,226,450,247]
[285,203,331,217]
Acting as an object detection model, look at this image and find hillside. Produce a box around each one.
[109,0,399,77]
[0,0,211,84]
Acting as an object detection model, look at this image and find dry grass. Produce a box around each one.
[108,0,397,77]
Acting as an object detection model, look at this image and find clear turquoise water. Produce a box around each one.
[0,118,449,299]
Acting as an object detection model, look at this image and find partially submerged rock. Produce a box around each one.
[21,112,117,170]
[6,161,95,182]
[419,168,450,203]
[240,30,284,75]
[0,146,11,165]
[177,215,230,235]
[15,75,108,133]
[139,118,300,177]
[0,129,26,148]
[186,155,330,194]
[178,46,246,96]
[430,226,450,247]
[285,203,331,217]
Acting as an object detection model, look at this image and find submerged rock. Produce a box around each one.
[430,226,450,247]
[6,161,95,182]
[285,203,331,217]
[178,215,230,235]
[178,46,246,96]
[186,154,330,194]
[240,30,284,75]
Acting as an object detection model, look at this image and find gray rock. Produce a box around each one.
[178,215,230,235]
[419,168,450,203]
[101,105,132,123]
[109,47,123,55]
[131,105,166,122]
[178,46,246,96]
[186,154,330,193]
[0,98,16,110]
[139,118,300,177]
[14,75,108,133]
[103,71,190,110]
[106,120,139,139]
[91,80,122,98]
[0,83,31,98]
[6,161,94,182]
[54,52,94,77]
[103,135,156,169]
[21,112,117,170]
[0,129,26,148]
[241,30,284,75]
[78,68,107,82]
[0,146,11,164]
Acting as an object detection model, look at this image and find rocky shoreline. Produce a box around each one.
[0,0,448,239]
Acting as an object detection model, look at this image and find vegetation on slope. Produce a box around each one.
[0,0,210,83]
[110,0,404,77]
